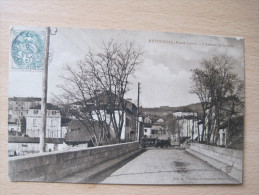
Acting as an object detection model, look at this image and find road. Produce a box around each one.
[97,148,237,185]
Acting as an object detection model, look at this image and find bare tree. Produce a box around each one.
[56,40,143,146]
[190,55,244,145]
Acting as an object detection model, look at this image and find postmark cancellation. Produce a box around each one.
[10,27,47,71]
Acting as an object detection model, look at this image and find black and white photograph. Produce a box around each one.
[8,26,244,185]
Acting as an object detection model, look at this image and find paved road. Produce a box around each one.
[100,148,237,185]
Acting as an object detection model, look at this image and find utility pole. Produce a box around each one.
[39,27,50,153]
[137,82,140,142]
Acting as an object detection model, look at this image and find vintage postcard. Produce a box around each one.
[8,26,244,184]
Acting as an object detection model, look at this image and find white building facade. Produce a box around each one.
[26,105,65,138]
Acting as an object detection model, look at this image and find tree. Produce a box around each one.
[56,40,143,146]
[190,55,244,145]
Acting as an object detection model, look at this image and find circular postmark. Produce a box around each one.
[11,31,45,70]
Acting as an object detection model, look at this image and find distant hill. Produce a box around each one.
[142,102,203,118]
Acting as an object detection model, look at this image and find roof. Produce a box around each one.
[87,91,117,105]
[151,125,163,131]
[8,122,17,125]
[74,91,137,113]
[65,129,92,144]
[30,103,60,110]
[9,97,41,102]
[157,118,164,123]
[64,120,105,143]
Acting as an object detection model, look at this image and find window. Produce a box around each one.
[52,111,56,115]
[51,131,54,138]
[51,119,55,127]
[33,119,37,127]
[34,110,39,114]
[144,129,147,132]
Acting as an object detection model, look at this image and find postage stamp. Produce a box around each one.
[10,29,46,71]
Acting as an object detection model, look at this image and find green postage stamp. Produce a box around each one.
[10,26,47,71]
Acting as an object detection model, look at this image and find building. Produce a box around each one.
[63,120,96,147]
[80,91,139,142]
[169,112,202,142]
[143,123,152,138]
[26,103,64,138]
[8,97,41,135]
[173,111,198,118]
[144,116,152,124]
[8,97,41,123]
[8,122,21,136]
[216,116,244,149]
[150,125,164,137]
[157,118,164,123]
[176,118,201,138]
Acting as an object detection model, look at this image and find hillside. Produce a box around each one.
[142,102,203,118]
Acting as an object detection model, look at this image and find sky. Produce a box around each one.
[9,27,244,108]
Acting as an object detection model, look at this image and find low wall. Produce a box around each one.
[9,141,139,182]
[8,136,64,144]
[187,143,243,183]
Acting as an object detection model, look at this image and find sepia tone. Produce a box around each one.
[7,26,244,185]
[1,0,259,194]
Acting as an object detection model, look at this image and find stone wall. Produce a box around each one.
[8,136,67,157]
[9,141,139,182]
[187,143,243,183]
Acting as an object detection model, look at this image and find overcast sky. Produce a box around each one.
[9,27,244,108]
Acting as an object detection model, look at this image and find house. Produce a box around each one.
[8,97,41,123]
[150,125,164,138]
[157,118,164,123]
[26,103,64,138]
[123,99,138,141]
[173,111,198,119]
[217,116,244,149]
[144,116,152,124]
[143,125,164,138]
[63,120,95,147]
[8,122,21,136]
[77,91,139,142]
[143,123,152,138]
[63,119,116,147]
